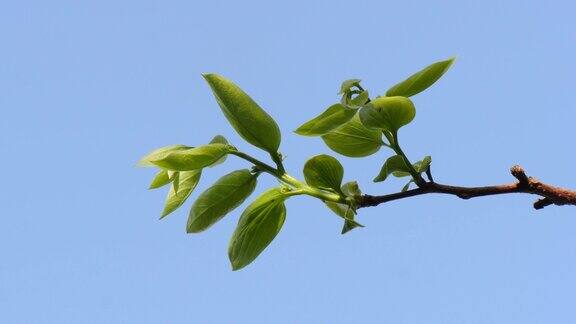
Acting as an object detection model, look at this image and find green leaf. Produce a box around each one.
[150,143,232,171]
[373,155,411,182]
[386,57,455,97]
[203,74,281,154]
[187,169,258,233]
[228,188,288,270]
[349,90,370,107]
[295,104,357,136]
[209,135,229,167]
[401,180,413,192]
[303,155,344,191]
[138,145,190,167]
[149,170,171,189]
[359,96,416,132]
[414,155,432,173]
[341,181,361,197]
[339,79,362,94]
[321,114,384,157]
[161,169,202,218]
[325,202,364,234]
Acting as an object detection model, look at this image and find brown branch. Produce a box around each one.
[358,165,576,210]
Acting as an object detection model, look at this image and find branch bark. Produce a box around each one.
[358,165,576,210]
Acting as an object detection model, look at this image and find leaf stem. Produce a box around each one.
[391,132,426,186]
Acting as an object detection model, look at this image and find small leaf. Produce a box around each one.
[209,135,229,167]
[138,145,190,167]
[151,143,232,171]
[401,180,413,192]
[341,181,361,197]
[386,57,455,97]
[161,169,202,218]
[303,155,344,192]
[203,74,281,154]
[187,169,258,233]
[228,188,288,270]
[414,155,432,173]
[349,90,370,107]
[295,104,356,136]
[373,155,411,182]
[321,114,383,157]
[339,79,362,94]
[325,202,364,234]
[359,96,416,132]
[149,170,171,189]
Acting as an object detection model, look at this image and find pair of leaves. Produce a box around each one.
[161,170,203,218]
[228,188,289,270]
[359,96,416,133]
[203,74,282,155]
[321,115,384,157]
[325,181,364,234]
[374,155,432,183]
[187,169,258,233]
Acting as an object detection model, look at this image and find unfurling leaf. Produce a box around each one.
[150,143,232,171]
[386,57,455,97]
[161,170,202,218]
[392,155,432,178]
[339,79,362,94]
[341,181,362,198]
[228,188,288,270]
[303,154,344,192]
[295,104,356,136]
[359,96,416,132]
[203,74,281,154]
[149,170,172,189]
[187,169,258,233]
[373,155,411,182]
[138,145,190,167]
[321,114,384,157]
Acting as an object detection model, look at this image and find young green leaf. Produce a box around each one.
[303,154,344,192]
[209,135,229,167]
[341,181,362,198]
[187,169,258,233]
[324,202,364,234]
[203,74,281,154]
[414,155,432,173]
[401,180,414,192]
[373,155,411,182]
[339,79,362,94]
[295,104,357,136]
[138,145,190,167]
[359,96,416,132]
[228,188,288,270]
[171,171,180,194]
[149,170,172,189]
[386,57,455,97]
[321,114,384,157]
[161,170,202,219]
[151,143,232,171]
[348,90,370,108]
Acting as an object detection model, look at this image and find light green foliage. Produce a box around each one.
[203,74,281,155]
[149,170,171,189]
[187,169,258,233]
[138,145,190,167]
[228,188,288,270]
[359,96,416,132]
[303,154,344,192]
[150,143,232,171]
[321,114,384,157]
[386,57,455,97]
[295,104,357,136]
[373,155,411,182]
[161,170,202,218]
[141,58,452,269]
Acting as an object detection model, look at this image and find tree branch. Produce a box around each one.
[358,165,576,210]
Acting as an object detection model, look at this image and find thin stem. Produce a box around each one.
[391,132,426,186]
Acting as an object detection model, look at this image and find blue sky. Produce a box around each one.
[2,0,576,323]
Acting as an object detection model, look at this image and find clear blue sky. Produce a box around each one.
[2,0,575,323]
